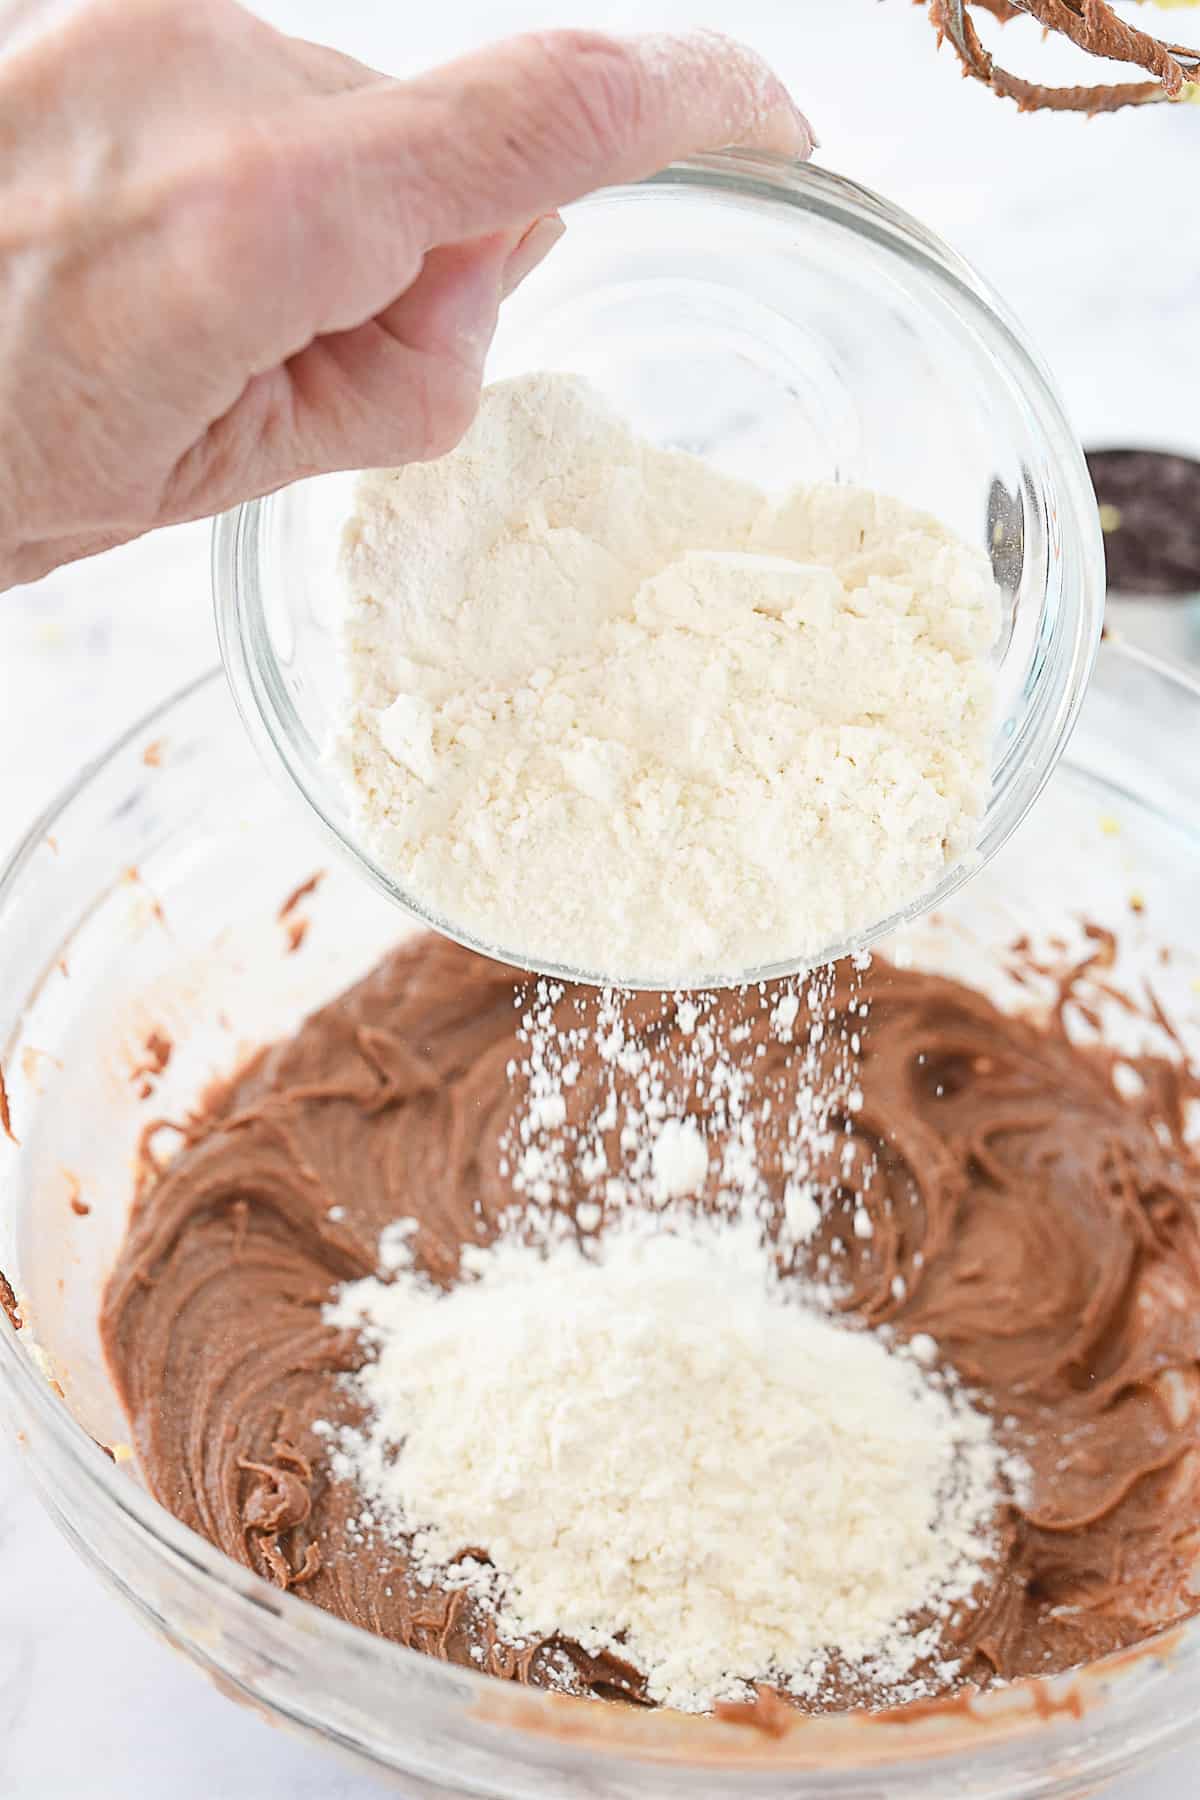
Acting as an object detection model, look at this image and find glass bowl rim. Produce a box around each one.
[212,149,1107,993]
[3,643,1200,1787]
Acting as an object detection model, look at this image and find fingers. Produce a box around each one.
[329,29,814,253]
[161,229,522,517]
[155,27,812,516]
[281,217,563,472]
[288,227,528,468]
[182,28,808,364]
[221,29,809,344]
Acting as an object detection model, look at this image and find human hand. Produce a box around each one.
[0,0,812,589]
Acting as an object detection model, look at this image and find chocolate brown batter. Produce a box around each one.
[101,933,1200,1709]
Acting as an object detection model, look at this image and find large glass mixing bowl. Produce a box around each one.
[1,638,1198,1799]
[215,152,1105,990]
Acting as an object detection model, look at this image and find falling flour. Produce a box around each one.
[320,965,1026,1714]
[335,373,1000,984]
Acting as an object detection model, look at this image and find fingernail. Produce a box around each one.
[622,30,816,161]
[501,213,565,300]
[794,109,819,158]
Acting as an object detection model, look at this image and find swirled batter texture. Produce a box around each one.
[101,933,1200,1708]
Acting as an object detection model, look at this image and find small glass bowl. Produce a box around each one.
[1,639,1199,1798]
[214,152,1105,991]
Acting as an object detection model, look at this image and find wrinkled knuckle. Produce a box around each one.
[522,30,643,163]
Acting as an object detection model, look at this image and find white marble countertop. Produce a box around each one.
[1,2,1198,1794]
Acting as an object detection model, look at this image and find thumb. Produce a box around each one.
[164,228,527,513]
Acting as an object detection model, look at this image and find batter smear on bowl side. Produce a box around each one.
[101,932,1200,1715]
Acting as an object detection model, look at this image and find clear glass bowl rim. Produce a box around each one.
[3,643,1200,1794]
[213,150,1106,992]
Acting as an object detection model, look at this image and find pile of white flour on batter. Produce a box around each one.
[323,1216,1013,1714]
[335,373,999,983]
[316,966,1027,1714]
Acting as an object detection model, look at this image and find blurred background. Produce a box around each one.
[0,3,1196,1794]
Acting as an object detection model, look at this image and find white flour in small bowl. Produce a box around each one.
[334,373,999,985]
